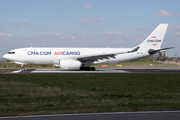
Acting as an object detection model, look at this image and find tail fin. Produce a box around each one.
[138,24,168,51]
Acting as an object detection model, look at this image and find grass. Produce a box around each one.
[0,73,180,116]
[92,60,164,68]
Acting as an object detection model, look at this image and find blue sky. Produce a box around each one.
[0,0,180,57]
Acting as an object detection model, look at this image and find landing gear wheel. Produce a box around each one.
[80,66,95,71]
[85,66,90,71]
[21,67,25,71]
[80,67,85,70]
[90,67,95,71]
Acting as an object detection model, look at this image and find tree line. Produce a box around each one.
[140,51,174,61]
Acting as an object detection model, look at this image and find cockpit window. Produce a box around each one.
[8,52,15,54]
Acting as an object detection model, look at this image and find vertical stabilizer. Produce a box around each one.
[138,24,168,51]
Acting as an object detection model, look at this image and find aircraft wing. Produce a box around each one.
[74,51,128,62]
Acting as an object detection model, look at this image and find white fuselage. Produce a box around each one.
[2,24,170,70]
[3,47,149,65]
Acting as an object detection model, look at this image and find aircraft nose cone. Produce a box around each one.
[3,54,7,59]
[3,54,10,61]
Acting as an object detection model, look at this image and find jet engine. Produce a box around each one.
[58,59,82,69]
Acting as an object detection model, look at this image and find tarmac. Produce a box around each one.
[1,111,180,120]
[1,65,180,74]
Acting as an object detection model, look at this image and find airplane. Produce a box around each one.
[3,24,174,71]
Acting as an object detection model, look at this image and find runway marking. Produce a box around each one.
[11,70,22,73]
[4,72,9,74]
[0,111,180,119]
[31,69,129,73]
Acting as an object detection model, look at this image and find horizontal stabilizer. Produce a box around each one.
[148,47,175,54]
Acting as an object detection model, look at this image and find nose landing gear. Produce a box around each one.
[21,65,26,71]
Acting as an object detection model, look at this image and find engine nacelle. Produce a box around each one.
[59,59,82,69]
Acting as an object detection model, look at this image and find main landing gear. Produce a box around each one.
[80,66,95,71]
[21,65,26,71]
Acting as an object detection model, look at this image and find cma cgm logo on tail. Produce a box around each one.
[28,51,51,55]
[54,51,80,55]
[147,36,161,46]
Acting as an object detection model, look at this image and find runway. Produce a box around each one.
[1,65,180,74]
[1,68,180,74]
[1,111,180,120]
